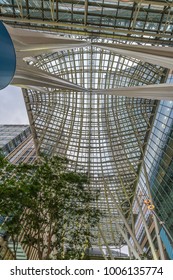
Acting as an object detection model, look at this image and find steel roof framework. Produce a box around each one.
[1,0,173,44]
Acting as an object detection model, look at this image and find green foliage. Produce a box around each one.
[0,155,101,260]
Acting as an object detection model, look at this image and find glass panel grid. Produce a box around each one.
[23,45,164,246]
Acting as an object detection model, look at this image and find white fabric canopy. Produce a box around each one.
[12,62,86,92]
[5,24,87,91]
[93,43,173,69]
[6,24,173,99]
[93,83,173,101]
[6,24,89,58]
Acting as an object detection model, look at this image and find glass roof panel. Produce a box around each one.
[1,0,173,45]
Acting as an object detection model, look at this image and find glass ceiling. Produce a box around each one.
[23,45,166,247]
[1,0,173,45]
[1,0,172,252]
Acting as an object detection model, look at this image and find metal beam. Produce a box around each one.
[134,0,173,6]
[84,0,88,26]
[49,0,55,21]
[98,225,114,260]
[130,1,142,30]
[56,0,59,22]
[135,196,159,260]
[22,89,40,157]
[115,223,141,260]
[15,0,23,18]
[2,17,173,40]
[106,187,144,255]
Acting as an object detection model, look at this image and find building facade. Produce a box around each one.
[0,125,36,259]
[133,73,173,259]
[0,125,30,154]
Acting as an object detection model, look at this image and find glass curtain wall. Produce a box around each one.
[134,73,173,259]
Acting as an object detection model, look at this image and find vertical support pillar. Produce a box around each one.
[136,196,158,260]
[116,223,141,260]
[98,225,114,260]
[143,162,165,260]
[106,188,144,255]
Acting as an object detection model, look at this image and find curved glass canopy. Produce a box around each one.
[23,46,166,247]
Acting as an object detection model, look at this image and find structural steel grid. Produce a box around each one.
[1,0,173,259]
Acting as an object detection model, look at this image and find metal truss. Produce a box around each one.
[1,0,173,45]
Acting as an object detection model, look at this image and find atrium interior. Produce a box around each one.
[0,0,173,259]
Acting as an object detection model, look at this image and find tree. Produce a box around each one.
[0,154,101,259]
